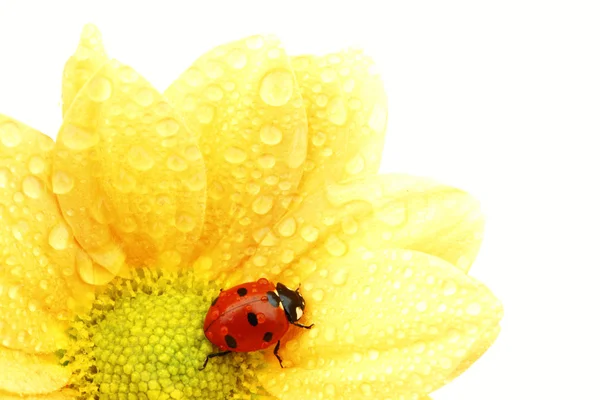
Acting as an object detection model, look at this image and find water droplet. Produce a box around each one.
[175,212,196,233]
[196,104,215,124]
[258,154,276,169]
[320,68,337,83]
[341,216,358,235]
[205,62,224,79]
[442,280,457,296]
[184,145,202,161]
[60,125,99,151]
[167,154,188,171]
[22,176,43,199]
[311,132,327,147]
[205,85,224,101]
[345,154,365,175]
[224,147,247,164]
[0,167,10,188]
[300,225,319,243]
[252,196,274,215]
[259,124,283,145]
[156,118,180,137]
[48,223,70,250]
[416,301,428,312]
[281,249,295,263]
[0,121,21,147]
[466,302,482,316]
[227,49,248,69]
[118,66,140,83]
[331,269,348,286]
[134,88,154,107]
[246,35,264,50]
[127,146,154,171]
[87,75,112,102]
[28,156,45,174]
[277,217,297,237]
[259,70,294,106]
[312,289,324,301]
[368,103,387,133]
[325,234,347,257]
[52,171,74,194]
[288,125,308,168]
[326,96,347,125]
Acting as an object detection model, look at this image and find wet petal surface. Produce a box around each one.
[55,61,207,281]
[0,115,94,353]
[257,248,502,399]
[292,50,387,194]
[0,346,69,395]
[62,24,108,116]
[230,174,484,283]
[165,35,308,279]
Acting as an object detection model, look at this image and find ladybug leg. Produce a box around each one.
[273,340,284,368]
[199,350,231,371]
[292,322,314,329]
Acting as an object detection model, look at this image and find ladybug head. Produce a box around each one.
[276,282,306,323]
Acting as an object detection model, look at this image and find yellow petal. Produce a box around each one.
[0,389,78,399]
[54,60,207,280]
[257,249,502,399]
[62,24,108,116]
[0,347,69,395]
[165,35,308,278]
[0,115,94,353]
[292,50,387,193]
[229,174,483,283]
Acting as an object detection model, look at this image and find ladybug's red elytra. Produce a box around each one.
[201,278,313,370]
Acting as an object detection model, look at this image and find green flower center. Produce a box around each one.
[65,270,265,399]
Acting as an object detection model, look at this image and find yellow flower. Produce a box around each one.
[0,24,502,399]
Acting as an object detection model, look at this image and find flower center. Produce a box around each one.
[65,270,264,399]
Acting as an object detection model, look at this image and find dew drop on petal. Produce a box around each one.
[60,125,99,151]
[259,124,283,145]
[0,121,22,147]
[87,76,113,102]
[257,154,276,169]
[259,70,294,107]
[442,280,457,296]
[224,147,247,164]
[127,146,154,171]
[466,302,482,316]
[300,225,319,243]
[167,155,188,171]
[52,171,74,194]
[175,213,196,233]
[252,196,274,215]
[227,49,248,69]
[28,156,45,174]
[156,118,180,137]
[196,104,215,124]
[48,223,70,250]
[326,96,347,125]
[22,176,43,199]
[277,217,297,237]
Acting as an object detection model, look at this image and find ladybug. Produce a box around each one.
[200,277,313,370]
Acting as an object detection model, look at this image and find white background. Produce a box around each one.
[1,1,599,399]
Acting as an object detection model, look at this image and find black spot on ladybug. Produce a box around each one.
[263,332,273,342]
[225,335,237,349]
[237,287,248,297]
[247,312,258,326]
[211,296,219,306]
[267,291,280,307]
